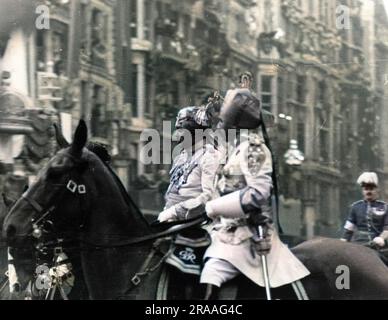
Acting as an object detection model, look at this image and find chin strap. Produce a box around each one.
[260,112,283,235]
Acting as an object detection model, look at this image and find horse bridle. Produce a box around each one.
[21,152,89,244]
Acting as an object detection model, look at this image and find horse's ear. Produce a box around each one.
[70,119,88,157]
[53,123,70,149]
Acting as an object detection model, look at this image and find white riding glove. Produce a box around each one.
[372,236,385,247]
[157,206,177,223]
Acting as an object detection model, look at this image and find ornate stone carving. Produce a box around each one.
[91,9,108,67]
[56,77,79,111]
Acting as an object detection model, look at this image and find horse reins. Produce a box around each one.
[79,215,209,248]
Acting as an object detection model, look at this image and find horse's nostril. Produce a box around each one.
[6,225,17,239]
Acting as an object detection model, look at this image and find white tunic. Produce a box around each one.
[165,141,222,219]
[202,132,310,288]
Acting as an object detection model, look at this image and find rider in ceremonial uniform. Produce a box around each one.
[157,104,222,277]
[341,172,388,249]
[158,105,221,223]
[200,72,310,299]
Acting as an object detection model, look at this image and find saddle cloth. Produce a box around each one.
[165,231,211,276]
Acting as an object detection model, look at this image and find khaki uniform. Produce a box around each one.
[201,132,310,288]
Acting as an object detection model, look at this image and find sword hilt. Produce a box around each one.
[258,225,264,239]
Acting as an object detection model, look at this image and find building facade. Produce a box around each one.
[0,0,134,204]
[255,0,388,238]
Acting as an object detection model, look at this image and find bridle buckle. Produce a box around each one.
[54,247,63,255]
[78,185,86,194]
[67,180,77,193]
[131,275,141,286]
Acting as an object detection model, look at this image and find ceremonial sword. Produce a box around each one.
[258,225,272,300]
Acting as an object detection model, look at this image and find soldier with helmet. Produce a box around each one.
[157,103,222,223]
[157,101,222,284]
[341,172,388,248]
[200,71,310,299]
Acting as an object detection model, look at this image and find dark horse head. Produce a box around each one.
[2,120,156,298]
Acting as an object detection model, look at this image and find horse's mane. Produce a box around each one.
[102,161,152,231]
[84,145,151,230]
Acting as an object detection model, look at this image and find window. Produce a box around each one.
[335,119,342,166]
[277,76,285,114]
[261,76,273,112]
[209,27,219,46]
[145,69,152,116]
[131,64,138,117]
[287,75,296,100]
[80,2,87,52]
[169,9,179,31]
[129,143,138,185]
[81,81,88,118]
[297,123,305,153]
[319,183,330,223]
[36,30,45,71]
[318,113,329,162]
[296,75,306,103]
[319,130,329,162]
[339,44,348,63]
[130,0,138,38]
[235,14,247,44]
[183,14,191,42]
[317,80,326,105]
[91,85,106,137]
[50,20,69,75]
[170,79,179,107]
[351,17,363,47]
[111,122,119,156]
[194,20,207,46]
[144,0,153,40]
[52,31,66,75]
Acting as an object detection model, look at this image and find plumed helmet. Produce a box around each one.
[238,71,254,85]
[219,88,262,130]
[357,172,378,187]
[86,140,111,163]
[175,106,212,130]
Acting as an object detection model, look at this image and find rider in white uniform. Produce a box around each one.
[200,72,310,298]
[158,105,222,223]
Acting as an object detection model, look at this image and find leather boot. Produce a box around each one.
[203,284,219,300]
